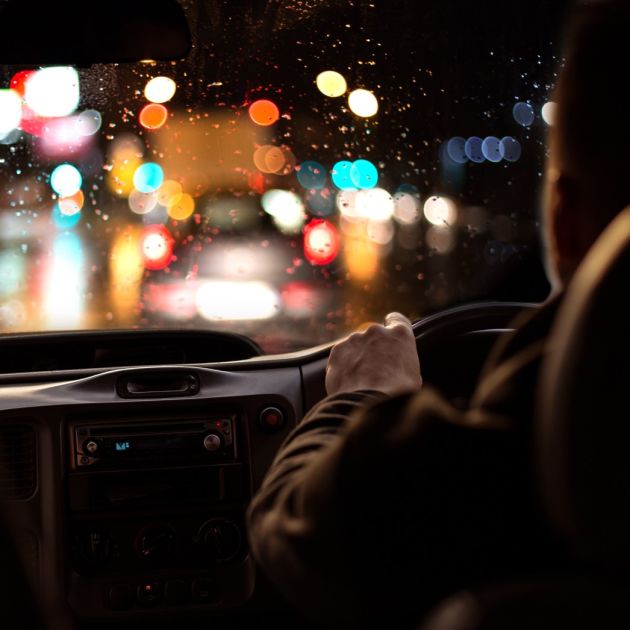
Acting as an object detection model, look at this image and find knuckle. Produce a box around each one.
[364,323,385,337]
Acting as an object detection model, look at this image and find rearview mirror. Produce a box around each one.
[0,0,191,65]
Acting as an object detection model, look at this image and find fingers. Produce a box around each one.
[384,311,413,332]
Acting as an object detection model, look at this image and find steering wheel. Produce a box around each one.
[301,301,537,414]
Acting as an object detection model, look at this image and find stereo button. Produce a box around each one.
[137,581,161,607]
[203,433,222,452]
[84,440,99,454]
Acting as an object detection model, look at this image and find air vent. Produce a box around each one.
[0,425,36,501]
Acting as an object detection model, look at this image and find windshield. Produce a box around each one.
[0,0,568,354]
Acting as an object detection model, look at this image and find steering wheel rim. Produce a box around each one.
[301,301,539,415]
[412,301,537,345]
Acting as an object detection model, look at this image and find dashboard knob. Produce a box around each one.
[134,524,176,560]
[198,519,241,562]
[203,433,222,452]
[84,439,99,454]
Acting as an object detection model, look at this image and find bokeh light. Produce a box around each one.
[133,162,164,194]
[542,101,557,126]
[144,76,177,104]
[248,99,280,126]
[513,101,535,127]
[423,195,457,226]
[464,137,485,163]
[139,225,174,270]
[367,220,394,246]
[75,110,102,136]
[331,160,355,190]
[426,225,456,254]
[316,71,347,97]
[43,232,85,328]
[24,66,79,118]
[50,163,82,197]
[110,228,144,323]
[9,70,35,97]
[106,134,144,197]
[350,159,378,189]
[139,103,168,130]
[355,187,394,221]
[156,180,183,208]
[499,136,522,162]
[262,146,287,174]
[348,89,379,117]
[303,219,340,265]
[336,189,361,221]
[296,161,327,190]
[261,189,305,234]
[40,116,90,156]
[58,190,84,216]
[446,137,468,164]
[0,89,22,134]
[129,189,158,215]
[345,237,378,281]
[52,202,82,229]
[481,136,502,163]
[167,192,195,220]
[196,280,280,321]
[393,192,421,225]
[253,144,289,174]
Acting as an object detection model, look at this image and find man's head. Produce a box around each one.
[544,0,630,289]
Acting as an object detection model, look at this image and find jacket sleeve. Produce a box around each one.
[246,387,536,628]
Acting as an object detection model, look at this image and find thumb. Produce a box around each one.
[384,311,413,331]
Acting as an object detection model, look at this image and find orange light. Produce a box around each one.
[167,192,195,220]
[139,103,168,130]
[58,190,85,216]
[157,179,183,207]
[345,236,378,281]
[110,227,144,322]
[248,99,280,126]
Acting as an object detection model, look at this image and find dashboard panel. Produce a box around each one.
[0,365,300,623]
[0,302,535,626]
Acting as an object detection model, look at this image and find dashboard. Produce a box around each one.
[0,302,534,627]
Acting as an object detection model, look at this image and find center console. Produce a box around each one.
[64,395,291,619]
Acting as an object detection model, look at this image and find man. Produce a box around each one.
[247,1,630,627]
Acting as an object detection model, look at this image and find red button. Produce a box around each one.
[259,407,285,431]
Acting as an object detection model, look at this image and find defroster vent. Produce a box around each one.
[0,425,36,500]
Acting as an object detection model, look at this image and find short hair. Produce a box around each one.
[555,0,630,229]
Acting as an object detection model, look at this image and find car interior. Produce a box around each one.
[3,0,627,628]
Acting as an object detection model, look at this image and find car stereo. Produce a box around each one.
[66,411,253,617]
[70,417,236,469]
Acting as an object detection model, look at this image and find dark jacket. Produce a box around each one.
[247,299,568,628]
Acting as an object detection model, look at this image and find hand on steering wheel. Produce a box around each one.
[325,312,423,397]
